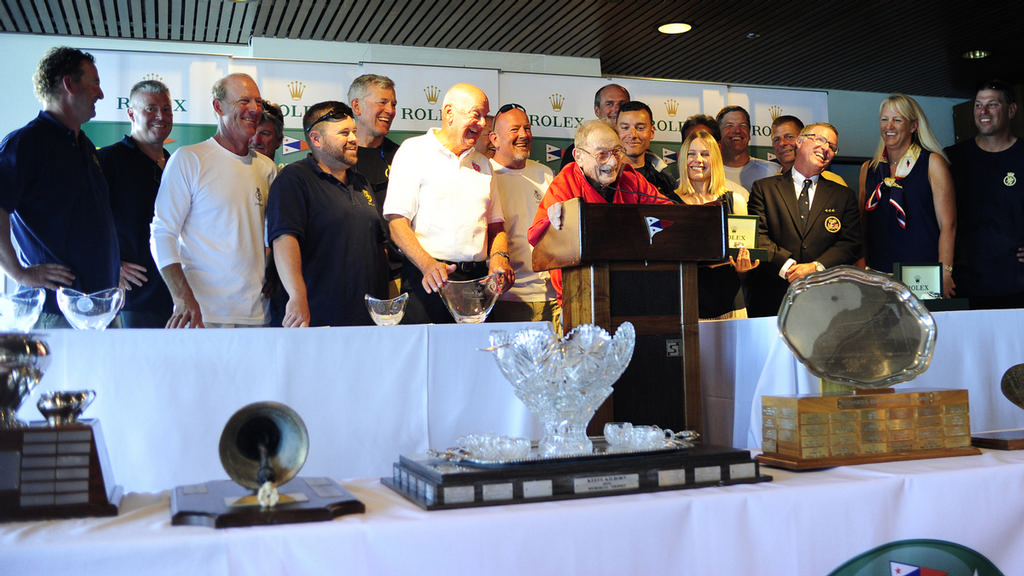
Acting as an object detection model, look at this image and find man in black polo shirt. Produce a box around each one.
[0,46,120,328]
[98,79,174,327]
[265,101,389,327]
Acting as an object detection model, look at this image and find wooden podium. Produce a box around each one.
[532,198,726,434]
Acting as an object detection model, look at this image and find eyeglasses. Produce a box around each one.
[305,106,350,134]
[494,103,526,120]
[578,147,623,163]
[802,133,839,154]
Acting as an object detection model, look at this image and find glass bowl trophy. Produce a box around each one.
[0,333,121,521]
[170,402,364,528]
[758,266,980,470]
[439,273,504,323]
[383,322,771,510]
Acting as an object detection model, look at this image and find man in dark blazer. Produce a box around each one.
[747,122,861,317]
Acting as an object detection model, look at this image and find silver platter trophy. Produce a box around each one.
[758,266,981,470]
[170,402,364,528]
[0,333,121,521]
[383,322,772,511]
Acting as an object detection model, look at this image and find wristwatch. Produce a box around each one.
[813,261,826,273]
[492,251,511,261]
[943,264,953,273]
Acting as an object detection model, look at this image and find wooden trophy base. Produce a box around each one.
[758,388,981,470]
[171,477,364,528]
[0,419,121,522]
[971,430,1024,450]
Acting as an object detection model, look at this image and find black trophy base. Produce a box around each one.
[383,443,771,510]
[972,430,1024,450]
[171,477,365,528]
[0,419,122,522]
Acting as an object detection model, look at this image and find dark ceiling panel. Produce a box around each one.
[320,0,354,41]
[0,0,1021,98]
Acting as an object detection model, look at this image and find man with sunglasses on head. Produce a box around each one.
[151,73,278,328]
[265,102,388,327]
[249,99,284,166]
[487,103,559,327]
[383,83,513,324]
[746,123,861,317]
[528,119,674,302]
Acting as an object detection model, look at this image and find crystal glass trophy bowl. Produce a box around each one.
[440,274,504,324]
[0,287,45,332]
[489,322,636,457]
[56,286,125,330]
[364,293,408,326]
[0,333,51,429]
[37,389,95,426]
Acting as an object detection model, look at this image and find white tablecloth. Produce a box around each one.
[13,308,1024,494]
[2,450,1021,575]
[17,324,543,493]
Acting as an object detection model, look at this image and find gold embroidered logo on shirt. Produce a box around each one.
[1005,172,1017,187]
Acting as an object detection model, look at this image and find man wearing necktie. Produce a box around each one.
[746,122,862,317]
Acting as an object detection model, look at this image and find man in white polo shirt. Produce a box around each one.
[383,83,513,323]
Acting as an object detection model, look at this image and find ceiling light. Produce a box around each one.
[658,23,692,35]
[963,49,990,60]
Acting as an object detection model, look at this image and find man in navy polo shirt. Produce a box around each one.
[0,46,120,328]
[266,101,389,327]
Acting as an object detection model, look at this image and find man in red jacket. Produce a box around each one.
[528,119,673,300]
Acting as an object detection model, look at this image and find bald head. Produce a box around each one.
[438,83,490,156]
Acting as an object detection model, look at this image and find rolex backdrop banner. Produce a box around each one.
[728,86,830,150]
[231,58,360,132]
[86,51,228,150]
[81,49,827,170]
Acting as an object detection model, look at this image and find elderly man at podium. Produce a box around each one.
[528,119,673,301]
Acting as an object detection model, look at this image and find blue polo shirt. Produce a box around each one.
[97,136,173,318]
[267,155,388,326]
[0,112,120,315]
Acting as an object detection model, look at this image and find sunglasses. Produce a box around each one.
[494,103,526,120]
[305,106,350,134]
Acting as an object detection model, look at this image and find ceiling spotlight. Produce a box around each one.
[962,49,990,60]
[658,23,692,35]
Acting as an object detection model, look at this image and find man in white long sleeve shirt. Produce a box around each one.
[150,73,277,328]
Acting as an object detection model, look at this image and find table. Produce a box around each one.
[12,308,1024,494]
[1,449,1020,575]
[17,323,544,493]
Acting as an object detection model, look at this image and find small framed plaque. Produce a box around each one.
[892,262,942,301]
[726,214,766,260]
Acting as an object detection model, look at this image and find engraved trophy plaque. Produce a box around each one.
[0,334,122,522]
[758,266,981,470]
[171,402,364,528]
